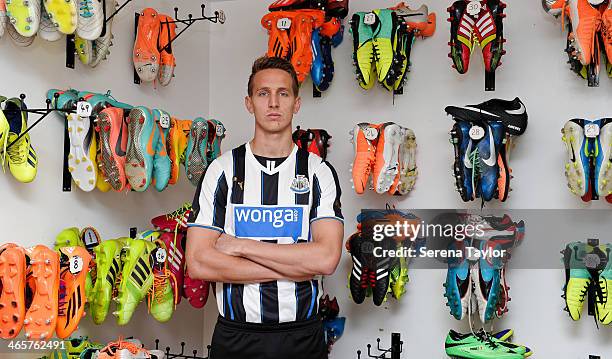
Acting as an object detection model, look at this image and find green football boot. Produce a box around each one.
[49,337,102,359]
[148,240,176,323]
[115,239,156,325]
[597,243,612,325]
[389,250,409,300]
[349,12,375,89]
[54,227,83,250]
[371,9,398,84]
[562,241,593,321]
[477,329,531,358]
[445,330,524,359]
[91,238,125,324]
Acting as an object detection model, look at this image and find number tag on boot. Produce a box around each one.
[277,18,292,30]
[585,123,600,138]
[469,125,485,140]
[364,126,378,141]
[466,1,482,16]
[364,13,376,25]
[159,113,171,129]
[216,123,226,137]
[154,248,167,265]
[76,101,92,117]
[69,256,84,274]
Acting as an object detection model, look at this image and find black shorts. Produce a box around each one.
[210,315,328,359]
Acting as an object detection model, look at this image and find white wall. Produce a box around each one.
[0,0,212,356]
[206,0,612,358]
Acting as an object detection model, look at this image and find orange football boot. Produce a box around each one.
[158,14,177,86]
[56,247,92,339]
[0,244,26,339]
[602,2,612,65]
[320,17,341,38]
[23,245,59,340]
[567,0,601,65]
[289,10,325,82]
[373,123,403,194]
[391,2,436,37]
[133,8,161,83]
[351,123,378,194]
[96,107,129,192]
[387,172,401,195]
[261,11,292,59]
[167,118,192,185]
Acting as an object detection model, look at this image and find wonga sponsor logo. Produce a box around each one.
[234,205,305,240]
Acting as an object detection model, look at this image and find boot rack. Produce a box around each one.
[0,93,92,154]
[153,339,211,359]
[66,0,135,68]
[133,4,226,84]
[356,332,403,359]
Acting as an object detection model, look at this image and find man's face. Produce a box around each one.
[245,69,301,134]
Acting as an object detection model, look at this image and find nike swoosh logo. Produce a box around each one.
[482,127,497,167]
[505,103,526,115]
[569,141,576,162]
[463,106,500,118]
[463,140,473,169]
[115,120,126,156]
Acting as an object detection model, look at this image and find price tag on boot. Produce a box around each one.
[159,113,171,129]
[69,255,84,274]
[364,12,376,25]
[277,18,292,30]
[585,123,600,138]
[363,126,379,141]
[469,125,485,140]
[466,1,482,16]
[76,101,92,117]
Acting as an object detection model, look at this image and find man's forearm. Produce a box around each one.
[191,246,311,283]
[226,234,337,277]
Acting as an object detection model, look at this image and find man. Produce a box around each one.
[185,56,344,359]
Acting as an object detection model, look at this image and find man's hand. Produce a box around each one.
[215,234,245,257]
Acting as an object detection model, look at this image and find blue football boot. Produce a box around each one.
[444,240,471,320]
[331,24,345,48]
[47,89,79,112]
[450,121,474,201]
[478,122,505,201]
[561,119,590,197]
[310,28,325,91]
[151,109,172,192]
[595,118,612,197]
[471,240,503,323]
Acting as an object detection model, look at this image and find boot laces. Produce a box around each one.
[79,0,94,18]
[6,135,28,165]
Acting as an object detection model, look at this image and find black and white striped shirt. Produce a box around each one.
[187,142,343,324]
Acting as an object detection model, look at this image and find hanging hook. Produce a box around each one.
[106,0,134,23]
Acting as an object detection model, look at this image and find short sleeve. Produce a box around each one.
[310,161,343,223]
[187,159,228,232]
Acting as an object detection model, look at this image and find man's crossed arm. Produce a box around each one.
[185,218,344,284]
